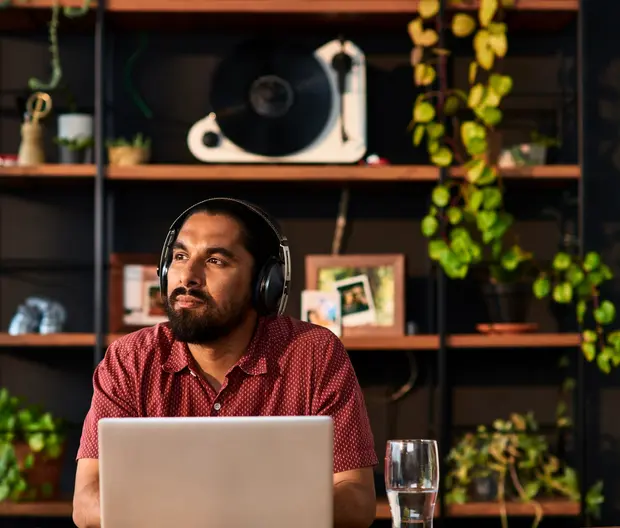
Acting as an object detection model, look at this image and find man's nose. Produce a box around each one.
[179,259,205,288]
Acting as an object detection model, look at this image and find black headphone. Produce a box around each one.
[156,197,291,316]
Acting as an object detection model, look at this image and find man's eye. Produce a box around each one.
[173,253,186,260]
[207,257,224,265]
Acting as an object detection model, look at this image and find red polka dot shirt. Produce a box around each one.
[77,315,378,474]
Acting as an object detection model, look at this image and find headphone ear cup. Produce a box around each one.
[254,256,285,315]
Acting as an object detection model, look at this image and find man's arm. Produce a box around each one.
[333,467,377,528]
[72,340,137,528]
[73,459,101,528]
[310,330,379,528]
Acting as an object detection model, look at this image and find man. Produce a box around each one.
[72,199,378,528]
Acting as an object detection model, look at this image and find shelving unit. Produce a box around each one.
[0,0,593,525]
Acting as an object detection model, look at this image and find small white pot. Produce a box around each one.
[57,113,93,140]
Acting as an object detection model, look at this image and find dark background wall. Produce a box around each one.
[0,5,619,527]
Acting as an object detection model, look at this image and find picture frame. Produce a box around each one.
[305,254,405,338]
[301,289,342,337]
[109,253,167,333]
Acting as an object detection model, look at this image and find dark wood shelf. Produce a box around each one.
[0,164,581,182]
[0,499,73,517]
[3,0,579,13]
[0,332,581,349]
[0,497,579,518]
[375,498,579,519]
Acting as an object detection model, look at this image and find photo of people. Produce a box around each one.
[301,290,342,337]
[123,264,168,327]
[333,274,376,326]
[316,264,394,327]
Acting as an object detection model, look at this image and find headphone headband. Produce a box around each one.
[157,197,291,316]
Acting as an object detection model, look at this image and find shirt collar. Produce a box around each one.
[161,318,269,376]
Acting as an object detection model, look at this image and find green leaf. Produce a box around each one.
[469,189,484,212]
[429,239,449,261]
[427,123,445,140]
[482,187,502,209]
[447,207,462,224]
[444,95,461,116]
[476,210,497,232]
[566,264,585,286]
[466,138,487,156]
[460,121,486,150]
[583,251,601,272]
[582,329,597,343]
[597,354,611,374]
[576,299,587,324]
[421,215,439,237]
[532,276,550,299]
[431,185,450,207]
[414,101,436,123]
[476,106,502,127]
[413,124,425,146]
[468,61,478,84]
[489,73,513,97]
[552,282,573,304]
[431,147,453,167]
[523,481,541,500]
[594,300,616,325]
[468,84,485,108]
[581,342,596,362]
[552,252,572,271]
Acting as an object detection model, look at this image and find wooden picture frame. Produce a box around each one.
[109,253,167,333]
[305,254,405,338]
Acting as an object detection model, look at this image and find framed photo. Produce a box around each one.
[301,289,342,337]
[109,253,168,333]
[305,254,405,338]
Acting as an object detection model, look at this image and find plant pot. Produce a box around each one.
[108,146,150,166]
[59,146,93,164]
[57,113,93,140]
[482,281,533,324]
[12,441,65,501]
[470,474,499,501]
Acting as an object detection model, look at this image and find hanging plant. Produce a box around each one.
[409,0,619,373]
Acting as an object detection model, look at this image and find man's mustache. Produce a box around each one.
[169,287,210,304]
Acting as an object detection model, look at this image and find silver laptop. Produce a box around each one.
[98,416,333,528]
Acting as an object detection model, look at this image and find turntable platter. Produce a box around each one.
[210,39,333,158]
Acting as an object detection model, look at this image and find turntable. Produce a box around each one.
[187,38,367,164]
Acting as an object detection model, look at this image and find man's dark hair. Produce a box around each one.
[186,200,281,280]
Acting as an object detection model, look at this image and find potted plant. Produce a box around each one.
[445,412,604,528]
[54,135,94,164]
[0,387,66,502]
[107,133,151,166]
[408,0,620,372]
[497,131,562,168]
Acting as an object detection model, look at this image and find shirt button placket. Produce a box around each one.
[213,402,221,412]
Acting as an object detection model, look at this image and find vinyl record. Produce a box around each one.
[210,39,333,157]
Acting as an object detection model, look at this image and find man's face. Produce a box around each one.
[164,212,255,344]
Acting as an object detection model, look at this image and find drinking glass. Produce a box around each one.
[385,439,440,528]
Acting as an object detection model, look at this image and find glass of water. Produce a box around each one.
[385,439,439,528]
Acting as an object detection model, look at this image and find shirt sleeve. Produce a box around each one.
[76,341,137,459]
[311,332,379,474]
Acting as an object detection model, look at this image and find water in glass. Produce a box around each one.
[385,439,439,528]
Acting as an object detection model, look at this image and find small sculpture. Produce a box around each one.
[8,297,67,335]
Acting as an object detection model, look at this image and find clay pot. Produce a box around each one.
[12,441,65,500]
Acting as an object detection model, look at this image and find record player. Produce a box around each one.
[187,38,367,164]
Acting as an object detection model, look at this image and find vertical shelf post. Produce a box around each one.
[437,0,450,525]
[94,0,107,367]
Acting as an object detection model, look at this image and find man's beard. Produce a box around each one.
[165,286,251,344]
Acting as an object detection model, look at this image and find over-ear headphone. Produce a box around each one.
[157,197,291,316]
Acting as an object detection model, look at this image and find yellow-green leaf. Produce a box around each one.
[468,61,478,84]
[490,33,508,57]
[468,84,485,109]
[479,0,498,27]
[431,147,453,167]
[419,28,439,47]
[489,73,513,97]
[413,124,425,146]
[407,18,424,44]
[581,342,596,362]
[477,106,503,126]
[476,46,494,70]
[415,63,436,86]
[427,122,445,140]
[414,101,436,123]
[409,18,440,47]
[444,95,461,116]
[460,121,486,150]
[466,159,485,183]
[418,0,440,19]
[410,46,424,66]
[452,13,476,38]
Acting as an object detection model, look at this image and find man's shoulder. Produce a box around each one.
[107,322,174,363]
[262,315,344,352]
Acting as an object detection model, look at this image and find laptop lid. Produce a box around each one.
[98,416,333,528]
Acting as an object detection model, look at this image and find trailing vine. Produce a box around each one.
[410,0,619,373]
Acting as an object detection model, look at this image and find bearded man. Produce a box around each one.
[72,198,378,528]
